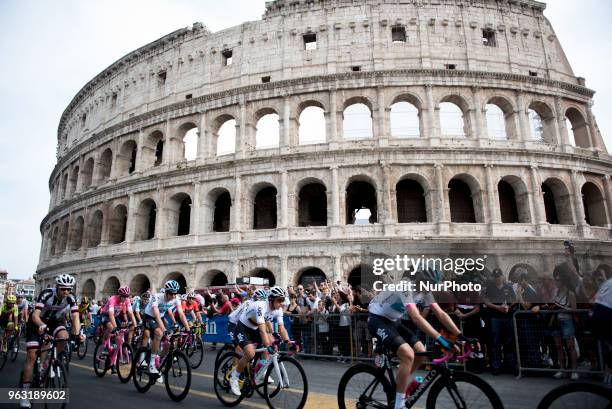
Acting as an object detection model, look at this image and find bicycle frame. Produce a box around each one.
[253,345,291,389]
[99,328,129,368]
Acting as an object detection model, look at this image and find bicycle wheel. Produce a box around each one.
[77,337,88,360]
[10,334,20,362]
[43,360,68,409]
[186,336,204,369]
[57,351,70,374]
[164,350,191,402]
[214,343,235,370]
[116,343,134,383]
[426,371,504,409]
[337,363,392,409]
[92,343,109,378]
[263,355,308,409]
[537,382,612,409]
[214,351,246,407]
[132,347,153,393]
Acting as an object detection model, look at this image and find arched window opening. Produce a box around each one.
[346,181,377,224]
[69,216,84,250]
[565,108,590,148]
[253,187,277,229]
[298,106,326,144]
[252,269,276,286]
[449,179,476,223]
[136,199,157,240]
[528,109,544,141]
[581,182,607,226]
[298,183,327,227]
[498,181,519,223]
[541,179,574,225]
[109,205,128,244]
[297,268,327,286]
[440,102,465,137]
[343,103,373,139]
[183,127,198,161]
[178,196,192,236]
[485,104,507,139]
[255,113,280,149]
[98,148,113,182]
[390,101,420,138]
[213,191,231,232]
[396,179,427,223]
[217,119,236,156]
[81,158,94,190]
[88,210,103,247]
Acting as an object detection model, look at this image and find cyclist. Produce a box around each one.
[138,280,191,374]
[227,288,268,352]
[367,269,466,409]
[16,293,29,328]
[133,291,151,325]
[180,292,204,326]
[100,286,138,345]
[20,274,84,409]
[0,295,19,352]
[229,286,295,396]
[78,297,93,329]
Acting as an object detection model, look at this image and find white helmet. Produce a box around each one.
[55,274,76,288]
[268,286,286,300]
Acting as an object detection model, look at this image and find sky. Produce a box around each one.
[0,0,610,280]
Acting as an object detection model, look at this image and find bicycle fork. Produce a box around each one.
[270,355,290,389]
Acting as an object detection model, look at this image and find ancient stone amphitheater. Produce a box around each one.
[36,0,612,298]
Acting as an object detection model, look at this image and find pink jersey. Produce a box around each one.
[101,295,133,317]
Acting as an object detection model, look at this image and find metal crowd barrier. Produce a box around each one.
[513,309,605,379]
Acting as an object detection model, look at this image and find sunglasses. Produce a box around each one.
[59,287,72,292]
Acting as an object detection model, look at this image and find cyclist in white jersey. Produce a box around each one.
[227,289,268,349]
[139,280,192,374]
[368,269,466,409]
[229,287,295,395]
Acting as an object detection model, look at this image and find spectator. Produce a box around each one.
[333,290,352,362]
[315,300,331,355]
[286,293,303,346]
[550,271,578,380]
[212,293,233,316]
[350,286,370,358]
[483,268,517,375]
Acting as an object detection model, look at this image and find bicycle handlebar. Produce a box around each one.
[432,345,473,364]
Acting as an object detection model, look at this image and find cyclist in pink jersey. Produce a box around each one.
[100,286,138,345]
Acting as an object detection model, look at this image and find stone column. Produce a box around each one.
[381,163,394,236]
[279,170,289,239]
[603,175,612,228]
[585,102,598,152]
[235,99,247,159]
[192,182,201,243]
[329,165,341,237]
[570,170,587,237]
[484,164,499,235]
[80,207,90,250]
[425,84,438,145]
[125,194,138,243]
[197,110,208,161]
[376,86,388,146]
[231,175,242,241]
[281,96,291,153]
[471,87,486,142]
[554,97,570,150]
[156,189,167,247]
[434,164,449,235]
[135,129,146,172]
[529,165,546,236]
[230,259,240,284]
[163,120,173,165]
[329,89,339,148]
[280,256,289,288]
[333,255,342,283]
[515,92,530,143]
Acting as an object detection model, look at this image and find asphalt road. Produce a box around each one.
[0,341,584,409]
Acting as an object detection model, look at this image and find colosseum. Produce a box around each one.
[36,0,612,298]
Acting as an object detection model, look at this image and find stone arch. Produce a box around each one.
[167,192,192,236]
[109,204,128,244]
[343,97,373,139]
[296,267,327,286]
[527,101,555,143]
[206,188,231,233]
[49,225,59,256]
[135,198,157,240]
[498,175,531,223]
[250,268,276,286]
[82,279,96,299]
[177,122,199,161]
[439,94,471,138]
[81,157,94,189]
[88,210,104,247]
[58,220,69,253]
[117,139,138,176]
[102,276,120,297]
[485,96,518,140]
[255,108,280,149]
[251,183,277,230]
[161,272,187,294]
[541,178,573,225]
[199,270,229,288]
[297,179,327,227]
[61,173,68,200]
[396,176,429,223]
[346,176,378,224]
[448,174,484,223]
[390,93,422,138]
[68,216,84,250]
[143,130,164,168]
[68,165,79,196]
[346,264,373,288]
[130,274,152,295]
[97,148,113,182]
[565,107,590,148]
[298,100,326,145]
[581,182,607,226]
[214,114,237,156]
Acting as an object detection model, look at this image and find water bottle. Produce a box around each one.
[405,376,424,397]
[154,355,160,369]
[374,354,385,368]
[254,359,267,374]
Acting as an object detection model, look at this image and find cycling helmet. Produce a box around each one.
[142,290,151,298]
[164,280,180,294]
[55,274,76,288]
[16,292,24,298]
[180,294,187,300]
[132,295,140,303]
[268,286,287,300]
[6,295,16,304]
[253,288,268,300]
[118,286,131,297]
[81,296,90,303]
[187,291,196,298]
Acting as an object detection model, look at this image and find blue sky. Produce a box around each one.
[0,0,610,279]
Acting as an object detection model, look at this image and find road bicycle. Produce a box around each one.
[536,381,611,409]
[132,328,192,401]
[214,339,308,409]
[18,332,69,409]
[93,326,134,383]
[62,323,87,369]
[337,343,503,409]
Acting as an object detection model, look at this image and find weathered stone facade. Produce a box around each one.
[37,0,612,298]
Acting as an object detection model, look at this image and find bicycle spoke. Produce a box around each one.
[436,380,495,409]
[343,373,388,409]
[545,389,612,409]
[264,357,307,409]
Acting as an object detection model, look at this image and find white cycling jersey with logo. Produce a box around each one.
[229,299,253,325]
[238,300,283,330]
[144,292,182,316]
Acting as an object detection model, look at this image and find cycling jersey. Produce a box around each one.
[238,300,283,330]
[78,303,90,316]
[16,299,28,313]
[368,291,415,322]
[229,299,253,325]
[181,300,200,313]
[100,295,133,317]
[132,298,142,313]
[34,288,78,322]
[0,303,18,321]
[144,292,182,317]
